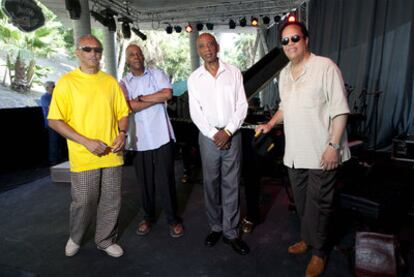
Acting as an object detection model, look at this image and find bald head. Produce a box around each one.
[76,34,102,49]
[196,33,219,63]
[196,33,218,45]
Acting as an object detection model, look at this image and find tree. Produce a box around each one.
[0,2,67,91]
[117,31,191,82]
[224,33,256,71]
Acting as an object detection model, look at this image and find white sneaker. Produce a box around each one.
[65,238,80,257]
[98,244,124,258]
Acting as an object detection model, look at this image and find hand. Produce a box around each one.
[320,146,340,171]
[220,141,231,150]
[84,139,109,156]
[213,130,230,149]
[111,132,126,153]
[255,123,272,135]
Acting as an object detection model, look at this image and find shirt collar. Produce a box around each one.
[126,68,150,81]
[197,59,226,78]
[286,53,314,73]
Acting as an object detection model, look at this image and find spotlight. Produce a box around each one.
[121,21,131,39]
[229,19,236,29]
[132,27,147,41]
[174,25,182,33]
[206,23,214,30]
[262,16,270,25]
[196,23,204,31]
[102,8,118,32]
[119,18,133,38]
[274,15,281,23]
[65,0,81,20]
[106,17,117,32]
[251,17,259,26]
[239,17,247,27]
[90,10,107,27]
[185,23,193,33]
[287,13,296,22]
[166,25,173,34]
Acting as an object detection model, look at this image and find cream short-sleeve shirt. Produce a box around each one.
[279,54,351,169]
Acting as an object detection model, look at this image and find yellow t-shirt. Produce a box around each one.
[48,68,130,172]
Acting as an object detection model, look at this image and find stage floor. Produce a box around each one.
[0,162,413,277]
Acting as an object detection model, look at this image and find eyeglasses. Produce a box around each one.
[78,46,103,54]
[281,35,302,46]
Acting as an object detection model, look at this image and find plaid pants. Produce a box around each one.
[70,166,122,248]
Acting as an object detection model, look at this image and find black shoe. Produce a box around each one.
[204,231,222,247]
[223,237,250,255]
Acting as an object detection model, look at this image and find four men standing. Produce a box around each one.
[47,23,349,274]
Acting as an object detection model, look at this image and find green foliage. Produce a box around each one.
[224,33,256,71]
[127,31,191,82]
[0,1,68,91]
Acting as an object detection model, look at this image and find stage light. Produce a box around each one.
[65,0,81,20]
[106,17,117,32]
[274,15,281,23]
[102,8,118,32]
[287,13,296,22]
[185,23,193,33]
[262,16,270,25]
[121,21,131,39]
[196,23,204,31]
[90,10,107,27]
[229,19,236,29]
[206,23,214,30]
[239,17,247,27]
[166,25,173,34]
[174,25,182,33]
[132,27,147,41]
[251,17,259,26]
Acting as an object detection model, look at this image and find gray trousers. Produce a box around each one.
[288,168,337,256]
[70,166,122,249]
[199,132,241,239]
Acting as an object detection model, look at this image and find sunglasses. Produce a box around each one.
[78,46,103,54]
[281,35,302,46]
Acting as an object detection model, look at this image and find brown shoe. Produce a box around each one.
[288,240,308,254]
[305,255,326,277]
[170,223,184,238]
[136,220,151,236]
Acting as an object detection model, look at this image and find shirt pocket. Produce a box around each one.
[298,85,325,109]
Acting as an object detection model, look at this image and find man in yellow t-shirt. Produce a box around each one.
[48,35,129,258]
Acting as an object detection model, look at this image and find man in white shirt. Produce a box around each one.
[120,44,184,238]
[188,33,249,255]
[256,21,350,276]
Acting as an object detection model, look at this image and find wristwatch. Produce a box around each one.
[119,130,128,137]
[328,142,340,150]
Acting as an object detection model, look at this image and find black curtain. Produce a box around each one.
[309,0,414,149]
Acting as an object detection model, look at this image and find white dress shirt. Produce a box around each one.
[187,59,248,139]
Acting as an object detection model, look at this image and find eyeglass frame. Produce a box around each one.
[78,46,104,54]
[280,34,303,46]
